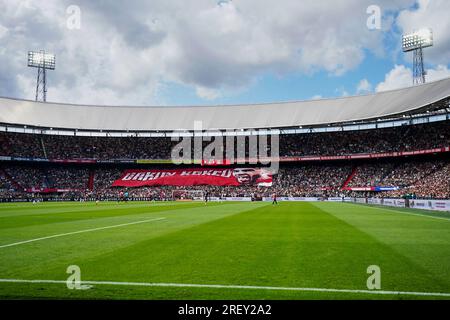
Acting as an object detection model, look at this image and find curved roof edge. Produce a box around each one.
[1,77,450,132]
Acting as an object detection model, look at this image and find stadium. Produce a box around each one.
[1,1,450,307]
[0,76,449,300]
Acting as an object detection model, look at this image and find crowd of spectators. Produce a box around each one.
[347,163,395,187]
[380,161,445,188]
[0,172,14,191]
[45,167,90,190]
[380,163,450,199]
[0,132,44,158]
[3,167,43,190]
[1,120,449,201]
[1,166,90,191]
[281,122,450,156]
[1,121,449,160]
[1,158,449,200]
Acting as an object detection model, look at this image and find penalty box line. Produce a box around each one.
[0,217,166,249]
[0,278,449,297]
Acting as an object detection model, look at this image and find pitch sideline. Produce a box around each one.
[0,278,449,297]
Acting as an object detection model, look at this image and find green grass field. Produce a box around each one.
[0,201,449,300]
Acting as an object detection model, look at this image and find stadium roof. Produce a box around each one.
[1,77,450,132]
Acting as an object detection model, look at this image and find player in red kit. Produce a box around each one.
[272,193,278,205]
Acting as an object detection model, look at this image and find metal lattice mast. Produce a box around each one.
[28,50,55,102]
[35,62,47,102]
[402,28,433,86]
[413,47,426,85]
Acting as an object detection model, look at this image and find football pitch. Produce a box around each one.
[0,201,449,300]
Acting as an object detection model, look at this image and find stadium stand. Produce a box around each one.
[0,121,449,160]
[0,156,449,201]
[1,79,449,202]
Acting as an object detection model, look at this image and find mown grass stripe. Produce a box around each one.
[0,217,166,249]
[348,203,450,221]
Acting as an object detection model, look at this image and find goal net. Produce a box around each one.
[172,190,205,201]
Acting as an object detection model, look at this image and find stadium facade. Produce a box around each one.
[0,78,449,209]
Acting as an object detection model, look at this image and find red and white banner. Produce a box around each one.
[112,168,273,187]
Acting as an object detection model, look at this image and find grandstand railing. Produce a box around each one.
[1,146,449,164]
[1,110,449,137]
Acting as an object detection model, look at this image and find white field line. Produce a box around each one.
[0,278,449,297]
[0,217,166,249]
[352,204,450,222]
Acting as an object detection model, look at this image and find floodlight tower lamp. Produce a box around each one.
[27,50,56,102]
[402,28,433,86]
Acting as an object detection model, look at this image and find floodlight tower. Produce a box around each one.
[27,50,56,102]
[402,28,433,85]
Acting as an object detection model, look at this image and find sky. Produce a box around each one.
[0,0,450,106]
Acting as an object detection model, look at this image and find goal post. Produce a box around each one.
[172,190,205,201]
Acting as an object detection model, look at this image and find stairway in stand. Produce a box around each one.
[341,166,358,190]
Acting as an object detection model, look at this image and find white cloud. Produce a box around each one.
[376,64,450,92]
[311,95,322,100]
[0,24,7,39]
[376,65,413,92]
[396,0,450,65]
[335,86,350,97]
[356,79,372,94]
[0,0,417,104]
[195,86,220,101]
[427,65,450,82]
